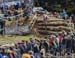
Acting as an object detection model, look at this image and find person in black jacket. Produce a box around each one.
[43,40,49,52]
[66,36,72,53]
[33,43,39,58]
[23,6,29,21]
[13,10,19,20]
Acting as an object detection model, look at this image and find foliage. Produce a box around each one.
[36,0,75,13]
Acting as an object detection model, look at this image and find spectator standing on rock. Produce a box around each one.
[60,9,68,20]
[23,6,30,21]
[43,11,49,22]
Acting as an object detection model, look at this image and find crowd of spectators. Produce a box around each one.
[0,0,33,18]
[0,0,75,58]
[0,0,75,23]
[0,32,75,58]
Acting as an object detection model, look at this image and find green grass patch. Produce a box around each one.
[0,35,39,45]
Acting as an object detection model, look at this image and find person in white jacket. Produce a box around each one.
[40,46,46,58]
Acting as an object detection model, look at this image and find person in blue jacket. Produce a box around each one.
[0,53,2,58]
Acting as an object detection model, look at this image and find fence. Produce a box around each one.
[0,13,31,35]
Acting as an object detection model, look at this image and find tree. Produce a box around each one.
[35,0,75,13]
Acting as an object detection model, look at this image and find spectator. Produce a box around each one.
[29,51,34,58]
[40,46,46,58]
[13,10,19,16]
[60,9,68,20]
[23,6,29,21]
[33,42,39,58]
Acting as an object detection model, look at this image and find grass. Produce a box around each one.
[0,35,39,45]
